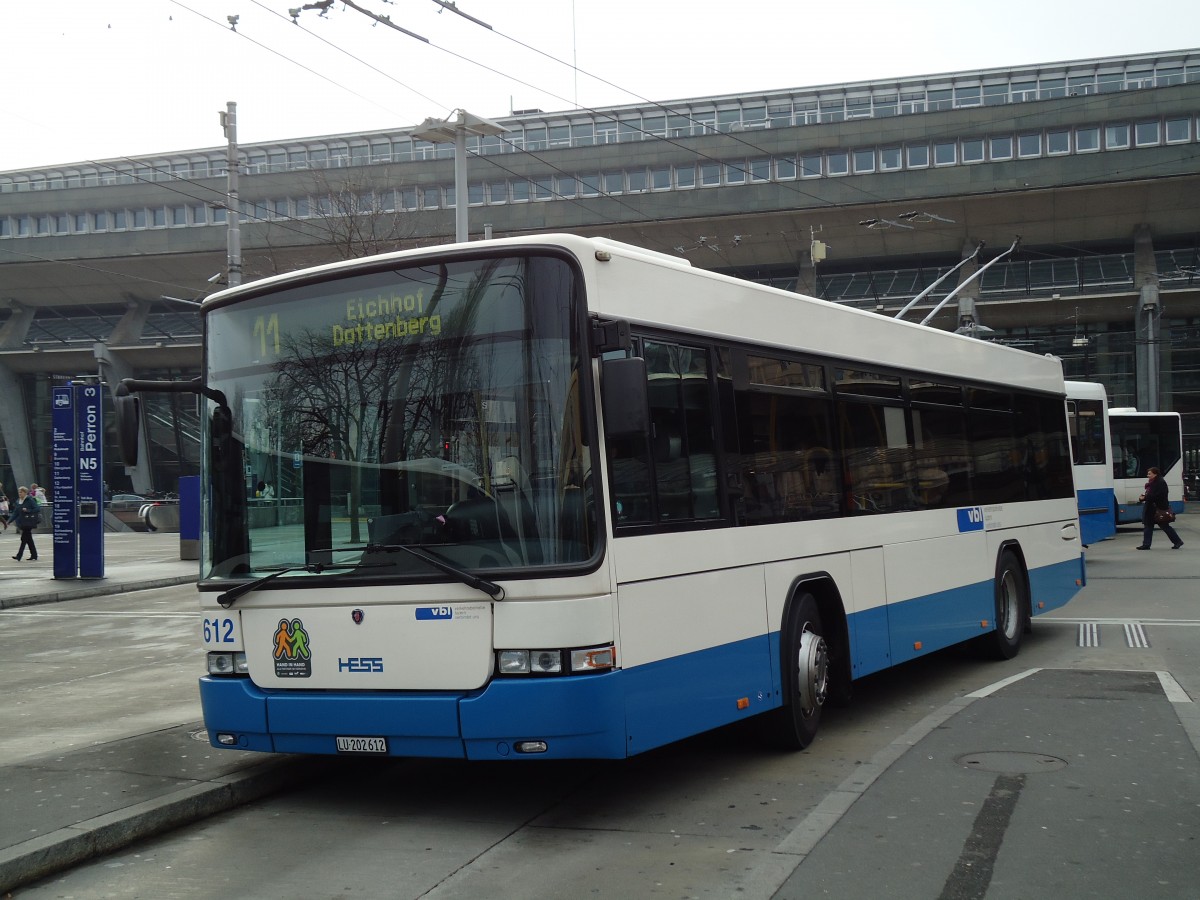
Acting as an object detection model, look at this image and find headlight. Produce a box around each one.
[496,644,614,676]
[207,651,248,676]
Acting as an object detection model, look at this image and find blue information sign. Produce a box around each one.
[76,383,105,578]
[52,386,78,579]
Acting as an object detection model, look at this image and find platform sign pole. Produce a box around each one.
[51,386,79,579]
[76,383,105,578]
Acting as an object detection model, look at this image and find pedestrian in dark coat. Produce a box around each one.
[7,486,40,561]
[1137,467,1183,550]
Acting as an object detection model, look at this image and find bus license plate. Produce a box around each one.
[336,736,388,754]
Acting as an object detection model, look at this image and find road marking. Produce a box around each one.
[1124,622,1150,648]
[1156,671,1193,703]
[1078,622,1100,647]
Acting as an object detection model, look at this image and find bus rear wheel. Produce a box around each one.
[768,592,828,750]
[983,549,1027,660]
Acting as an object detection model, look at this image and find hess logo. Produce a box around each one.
[338,657,384,673]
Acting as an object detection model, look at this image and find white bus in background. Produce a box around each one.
[117,234,1085,760]
[1110,408,1186,524]
[1065,381,1116,545]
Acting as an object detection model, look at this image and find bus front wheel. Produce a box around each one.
[769,592,829,750]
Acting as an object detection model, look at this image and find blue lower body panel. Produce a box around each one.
[199,634,775,761]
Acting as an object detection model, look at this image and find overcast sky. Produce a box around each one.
[3,0,1192,172]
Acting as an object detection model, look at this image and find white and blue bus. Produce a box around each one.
[1065,381,1116,545]
[1110,408,1186,523]
[117,235,1084,759]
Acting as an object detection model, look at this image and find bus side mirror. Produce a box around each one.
[113,382,141,467]
[601,356,649,438]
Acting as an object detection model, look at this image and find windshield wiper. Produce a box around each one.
[216,562,361,608]
[360,543,506,600]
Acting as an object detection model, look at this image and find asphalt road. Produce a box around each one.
[5,520,1198,898]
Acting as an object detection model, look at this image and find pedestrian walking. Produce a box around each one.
[0,492,9,532]
[7,486,40,560]
[1136,467,1183,550]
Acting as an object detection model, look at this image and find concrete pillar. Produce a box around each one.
[108,300,151,346]
[0,301,35,349]
[1132,225,1160,410]
[94,343,154,495]
[0,361,35,489]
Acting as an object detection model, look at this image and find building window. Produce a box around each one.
[487,182,507,203]
[826,150,848,176]
[1018,133,1042,157]
[171,206,188,226]
[675,164,696,188]
[749,158,771,181]
[557,175,576,198]
[1046,130,1070,154]
[934,141,956,166]
[879,147,901,170]
[112,211,127,229]
[55,214,69,233]
[700,163,721,186]
[777,156,797,179]
[954,85,981,107]
[152,208,166,227]
[580,175,601,197]
[961,138,985,163]
[1075,127,1100,152]
[73,214,87,232]
[1165,118,1190,143]
[603,171,623,194]
[1135,121,1160,146]
[92,211,107,230]
[627,169,647,192]
[800,154,822,177]
[853,149,875,173]
[651,167,671,190]
[906,144,929,168]
[511,180,530,202]
[1105,124,1130,149]
[989,136,1013,160]
[133,209,148,229]
[533,177,554,200]
[725,162,746,184]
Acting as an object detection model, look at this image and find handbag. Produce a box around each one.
[1153,508,1176,525]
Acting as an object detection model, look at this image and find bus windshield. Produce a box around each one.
[202,254,596,582]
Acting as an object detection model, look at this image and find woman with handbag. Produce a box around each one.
[7,486,39,561]
[1136,467,1183,550]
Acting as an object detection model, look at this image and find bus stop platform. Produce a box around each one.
[0,532,325,893]
[0,530,198,610]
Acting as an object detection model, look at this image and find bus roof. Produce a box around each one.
[205,233,1066,395]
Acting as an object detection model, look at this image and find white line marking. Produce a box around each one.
[965,668,1043,698]
[1156,671,1193,703]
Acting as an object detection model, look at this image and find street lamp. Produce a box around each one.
[412,109,507,243]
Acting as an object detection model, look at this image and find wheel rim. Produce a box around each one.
[998,570,1019,640]
[797,624,829,717]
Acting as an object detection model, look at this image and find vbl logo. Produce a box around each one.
[957,507,985,532]
[338,657,384,673]
[54,393,71,408]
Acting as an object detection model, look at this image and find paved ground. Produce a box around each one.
[0,520,1196,896]
[0,532,323,894]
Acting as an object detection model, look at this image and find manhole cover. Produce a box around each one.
[189,728,210,743]
[956,751,1066,773]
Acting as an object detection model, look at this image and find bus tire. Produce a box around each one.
[768,592,829,750]
[984,549,1027,660]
